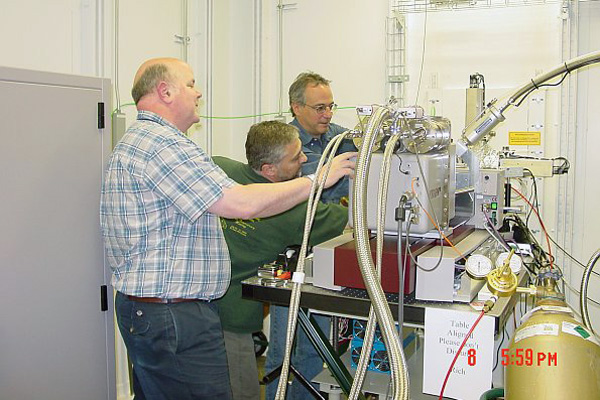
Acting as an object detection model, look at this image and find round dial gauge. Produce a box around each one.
[495,251,523,274]
[465,254,494,278]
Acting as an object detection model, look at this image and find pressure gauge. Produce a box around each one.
[495,251,523,274]
[465,254,494,279]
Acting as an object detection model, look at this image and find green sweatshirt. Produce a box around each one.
[213,156,348,333]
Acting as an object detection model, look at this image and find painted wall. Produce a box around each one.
[570,1,600,332]
[0,0,101,75]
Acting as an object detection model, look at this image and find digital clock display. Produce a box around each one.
[501,348,558,366]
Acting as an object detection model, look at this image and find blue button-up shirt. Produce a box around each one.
[100,111,236,300]
[291,118,357,204]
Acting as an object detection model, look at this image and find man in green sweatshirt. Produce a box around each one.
[214,120,351,400]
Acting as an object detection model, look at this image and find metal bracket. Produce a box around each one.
[174,34,191,44]
[276,2,298,11]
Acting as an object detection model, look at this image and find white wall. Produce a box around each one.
[208,0,391,162]
[569,1,600,333]
[0,0,102,75]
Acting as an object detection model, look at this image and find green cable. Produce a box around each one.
[112,105,357,120]
[112,102,136,116]
[199,111,291,120]
[198,106,356,120]
[479,387,504,400]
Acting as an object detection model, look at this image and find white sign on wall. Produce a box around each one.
[423,308,495,400]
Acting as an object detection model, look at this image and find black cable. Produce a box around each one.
[523,168,539,227]
[530,78,539,90]
[493,327,506,372]
[504,214,550,271]
[514,71,570,108]
[483,210,511,251]
[517,205,554,270]
[552,157,570,175]
[547,235,600,278]
[514,87,537,108]
[519,292,525,317]
[510,195,600,281]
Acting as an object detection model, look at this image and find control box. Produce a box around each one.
[470,169,505,229]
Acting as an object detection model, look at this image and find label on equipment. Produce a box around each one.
[509,131,541,146]
[562,321,599,344]
[514,323,559,343]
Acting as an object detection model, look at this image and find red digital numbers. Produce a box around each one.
[501,348,558,366]
[467,348,476,366]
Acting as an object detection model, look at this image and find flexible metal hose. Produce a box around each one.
[349,130,407,399]
[580,248,600,336]
[351,105,410,400]
[275,132,348,399]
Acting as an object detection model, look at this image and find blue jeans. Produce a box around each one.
[265,305,330,400]
[115,292,232,400]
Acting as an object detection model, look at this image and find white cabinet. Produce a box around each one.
[0,67,115,400]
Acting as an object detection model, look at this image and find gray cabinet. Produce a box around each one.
[0,67,115,400]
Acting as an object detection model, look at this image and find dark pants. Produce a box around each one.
[115,292,233,400]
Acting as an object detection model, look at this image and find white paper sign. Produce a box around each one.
[423,308,495,400]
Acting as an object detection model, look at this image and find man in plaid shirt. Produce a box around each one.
[100,57,355,400]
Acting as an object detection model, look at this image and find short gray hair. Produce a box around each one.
[246,121,299,171]
[288,72,331,117]
[131,63,174,104]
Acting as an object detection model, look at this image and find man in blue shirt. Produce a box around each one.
[100,58,355,400]
[288,71,357,205]
[265,72,357,399]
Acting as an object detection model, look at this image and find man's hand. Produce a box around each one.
[320,152,357,189]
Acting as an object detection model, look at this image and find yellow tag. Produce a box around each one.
[509,131,541,146]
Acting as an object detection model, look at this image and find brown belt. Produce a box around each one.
[126,295,204,304]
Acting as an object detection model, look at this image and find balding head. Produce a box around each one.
[131,58,185,105]
[130,57,202,132]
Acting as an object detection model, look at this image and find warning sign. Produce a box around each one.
[509,131,541,146]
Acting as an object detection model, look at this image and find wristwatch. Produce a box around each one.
[303,173,316,183]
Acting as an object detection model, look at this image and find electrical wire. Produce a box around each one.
[511,187,554,270]
[522,168,539,227]
[111,104,358,118]
[413,5,429,106]
[492,327,506,372]
[503,214,553,272]
[114,0,121,112]
[561,274,600,308]
[408,178,445,271]
[581,250,600,336]
[547,235,600,279]
[410,178,468,262]
[400,116,451,271]
[482,210,511,252]
[513,71,570,108]
[438,310,486,400]
[501,153,570,175]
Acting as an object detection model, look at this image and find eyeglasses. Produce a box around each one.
[304,102,337,115]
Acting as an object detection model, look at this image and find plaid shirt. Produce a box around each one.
[100,111,235,300]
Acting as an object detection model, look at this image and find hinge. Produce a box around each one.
[98,102,105,129]
[100,285,108,311]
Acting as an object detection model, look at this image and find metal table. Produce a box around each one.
[242,272,527,334]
